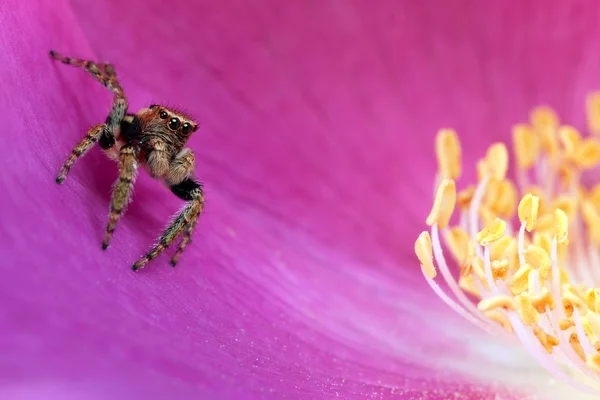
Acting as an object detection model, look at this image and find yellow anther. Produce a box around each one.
[478,207,496,227]
[512,124,539,169]
[586,318,600,350]
[553,208,569,245]
[563,290,587,318]
[415,231,436,279]
[558,164,576,188]
[574,138,600,169]
[535,213,554,234]
[459,262,472,277]
[531,106,559,158]
[493,180,517,218]
[517,293,540,326]
[559,268,572,287]
[533,325,559,354]
[559,319,575,330]
[523,185,547,214]
[570,333,586,361]
[533,232,552,255]
[484,310,513,331]
[581,317,596,342]
[491,259,509,280]
[477,295,517,312]
[490,236,516,261]
[458,275,480,297]
[583,199,600,244]
[457,185,475,210]
[590,226,600,246]
[586,289,600,313]
[476,159,487,182]
[590,184,600,208]
[524,244,551,277]
[518,193,539,232]
[552,195,577,220]
[435,129,462,180]
[426,179,456,230]
[483,143,509,181]
[581,200,600,225]
[558,125,582,156]
[530,106,559,132]
[586,353,600,374]
[444,227,475,264]
[578,184,589,201]
[476,218,506,246]
[531,288,555,312]
[586,91,600,135]
[469,257,487,281]
[511,264,533,295]
[443,227,474,265]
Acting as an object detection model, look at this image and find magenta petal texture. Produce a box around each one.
[4,0,600,399]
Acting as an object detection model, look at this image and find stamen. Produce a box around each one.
[559,126,582,158]
[518,193,539,232]
[586,92,600,135]
[477,218,507,247]
[435,129,462,180]
[415,231,435,279]
[426,179,456,230]
[418,95,600,392]
[513,124,539,170]
[554,209,569,245]
[483,143,509,181]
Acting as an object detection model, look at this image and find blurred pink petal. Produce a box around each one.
[5,0,600,399]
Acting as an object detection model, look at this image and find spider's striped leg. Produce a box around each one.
[102,144,138,250]
[56,124,106,183]
[132,178,204,271]
[50,50,128,142]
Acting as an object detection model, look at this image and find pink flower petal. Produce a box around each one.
[7,0,600,398]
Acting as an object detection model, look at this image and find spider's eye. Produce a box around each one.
[159,111,168,119]
[181,122,193,135]
[168,117,181,131]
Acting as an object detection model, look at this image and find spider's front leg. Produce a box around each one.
[56,124,109,183]
[132,177,204,271]
[51,50,128,183]
[102,144,138,249]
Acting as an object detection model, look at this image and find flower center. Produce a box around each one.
[415,93,600,394]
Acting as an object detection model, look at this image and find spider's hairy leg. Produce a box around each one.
[56,124,106,183]
[132,178,204,271]
[49,50,128,143]
[170,217,198,267]
[49,50,122,94]
[166,148,195,185]
[102,145,138,250]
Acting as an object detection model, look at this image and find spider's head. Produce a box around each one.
[135,105,199,145]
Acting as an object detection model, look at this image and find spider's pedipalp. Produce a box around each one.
[166,148,195,185]
[132,178,204,271]
[102,145,138,250]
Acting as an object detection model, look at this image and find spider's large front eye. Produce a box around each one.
[159,111,168,119]
[168,117,181,131]
[181,122,192,135]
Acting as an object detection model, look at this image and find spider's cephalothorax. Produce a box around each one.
[50,50,205,271]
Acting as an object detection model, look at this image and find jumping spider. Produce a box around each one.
[50,50,205,271]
